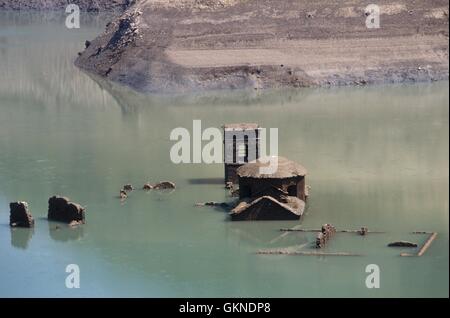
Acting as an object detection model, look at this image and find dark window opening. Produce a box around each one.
[287,185,297,197]
[232,135,237,164]
[244,135,249,163]
[240,185,251,198]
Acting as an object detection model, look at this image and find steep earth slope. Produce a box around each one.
[71,0,448,93]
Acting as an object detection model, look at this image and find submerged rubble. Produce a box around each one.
[9,202,34,228]
[315,224,336,248]
[117,181,176,200]
[195,202,230,208]
[48,196,85,225]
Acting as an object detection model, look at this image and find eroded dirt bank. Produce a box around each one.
[70,0,449,93]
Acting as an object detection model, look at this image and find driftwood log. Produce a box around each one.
[401,232,437,257]
[388,241,418,248]
[256,250,362,256]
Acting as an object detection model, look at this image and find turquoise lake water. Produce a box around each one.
[0,11,448,297]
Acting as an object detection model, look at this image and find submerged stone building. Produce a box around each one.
[230,156,308,221]
[9,201,34,228]
[223,123,261,184]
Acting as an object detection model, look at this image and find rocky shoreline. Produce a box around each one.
[74,0,449,93]
[2,0,449,93]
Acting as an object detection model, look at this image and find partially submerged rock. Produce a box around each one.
[388,241,418,248]
[119,190,128,199]
[118,181,176,198]
[9,202,34,228]
[358,227,369,236]
[142,183,153,190]
[48,196,85,224]
[153,181,176,190]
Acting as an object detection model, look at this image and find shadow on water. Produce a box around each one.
[48,222,84,242]
[82,70,315,115]
[10,226,34,249]
[226,220,310,247]
[188,178,225,185]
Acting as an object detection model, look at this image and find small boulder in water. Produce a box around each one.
[48,196,85,224]
[153,181,176,190]
[119,190,128,199]
[9,202,34,228]
[142,183,153,190]
[358,227,369,236]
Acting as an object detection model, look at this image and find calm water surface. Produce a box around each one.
[0,12,448,297]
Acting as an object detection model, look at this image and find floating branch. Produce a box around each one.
[256,250,362,256]
[400,232,437,257]
[280,226,385,235]
[339,229,385,234]
[279,228,321,232]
